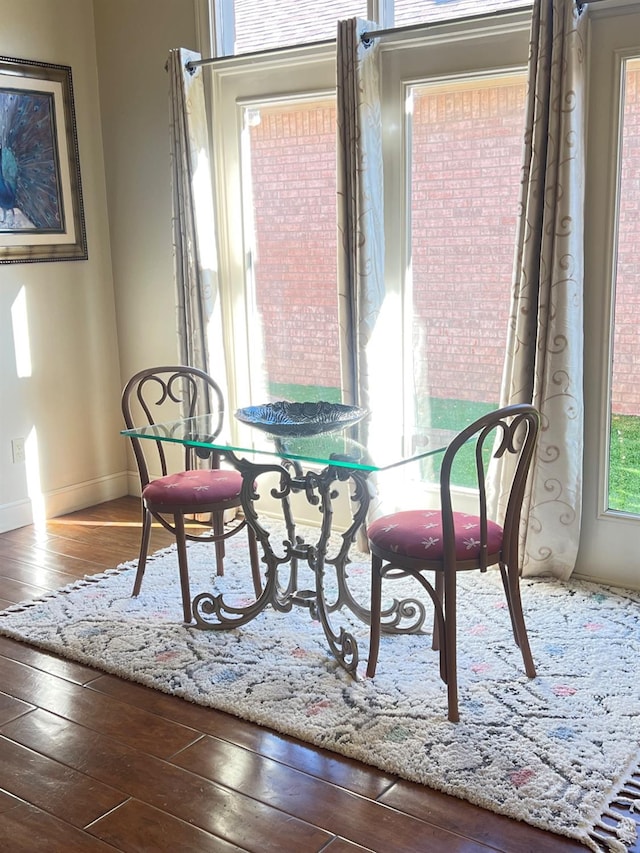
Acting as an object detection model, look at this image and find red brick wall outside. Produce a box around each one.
[249,104,342,392]
[410,81,525,405]
[248,75,640,416]
[249,83,522,405]
[612,67,640,416]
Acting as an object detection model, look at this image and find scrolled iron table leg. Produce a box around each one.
[321,467,429,636]
[301,467,360,674]
[190,451,425,669]
[192,456,296,629]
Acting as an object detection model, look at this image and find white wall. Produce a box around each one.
[0,0,126,531]
[0,0,198,531]
[93,0,199,494]
[94,0,200,380]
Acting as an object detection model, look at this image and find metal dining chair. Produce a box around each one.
[366,404,540,722]
[121,365,261,623]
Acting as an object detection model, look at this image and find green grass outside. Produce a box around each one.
[609,414,640,515]
[267,384,640,512]
[428,405,640,507]
[269,382,358,457]
[268,382,342,404]
[401,401,640,505]
[416,397,495,489]
[267,384,492,488]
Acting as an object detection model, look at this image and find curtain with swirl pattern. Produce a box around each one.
[495,0,587,579]
[168,48,225,383]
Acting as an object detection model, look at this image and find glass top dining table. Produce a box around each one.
[121,413,455,473]
[121,414,456,675]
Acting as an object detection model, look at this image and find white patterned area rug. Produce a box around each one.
[1,528,639,853]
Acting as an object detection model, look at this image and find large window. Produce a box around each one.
[607,57,640,514]
[209,47,338,413]
[379,15,530,435]
[407,74,526,434]
[242,98,341,403]
[209,9,531,434]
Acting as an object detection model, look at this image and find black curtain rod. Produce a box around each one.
[575,0,610,10]
[360,6,534,45]
[186,39,335,71]
[185,0,607,73]
[364,0,610,41]
[185,7,526,71]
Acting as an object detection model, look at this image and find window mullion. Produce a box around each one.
[369,0,394,27]
[214,0,235,56]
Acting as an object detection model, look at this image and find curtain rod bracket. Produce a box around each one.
[359,7,533,46]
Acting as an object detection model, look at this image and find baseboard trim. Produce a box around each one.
[571,568,640,592]
[44,472,130,519]
[0,498,34,534]
[0,472,130,533]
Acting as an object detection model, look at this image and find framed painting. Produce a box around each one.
[0,55,87,263]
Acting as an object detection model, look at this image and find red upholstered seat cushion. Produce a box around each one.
[142,469,243,507]
[367,509,503,561]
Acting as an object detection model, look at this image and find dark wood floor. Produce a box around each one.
[0,496,632,852]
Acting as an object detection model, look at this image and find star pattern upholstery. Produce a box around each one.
[368,510,503,562]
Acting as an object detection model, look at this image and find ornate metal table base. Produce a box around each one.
[191,452,428,675]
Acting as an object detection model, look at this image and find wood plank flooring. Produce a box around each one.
[0,496,633,852]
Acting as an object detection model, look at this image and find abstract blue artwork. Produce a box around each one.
[0,89,62,232]
[0,55,87,263]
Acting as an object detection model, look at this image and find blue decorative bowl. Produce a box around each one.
[235,401,368,437]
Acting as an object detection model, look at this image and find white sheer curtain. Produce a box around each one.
[167,47,226,386]
[496,0,587,580]
[336,18,385,420]
[336,18,402,532]
[336,18,389,540]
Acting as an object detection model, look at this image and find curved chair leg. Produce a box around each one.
[443,569,459,723]
[213,511,225,576]
[427,574,448,684]
[366,554,383,678]
[132,505,153,598]
[498,562,520,646]
[433,571,444,651]
[174,513,192,624]
[501,561,536,678]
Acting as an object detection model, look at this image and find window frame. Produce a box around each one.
[377,12,531,432]
[207,9,531,425]
[208,44,337,415]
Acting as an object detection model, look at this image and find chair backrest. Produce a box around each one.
[439,404,540,570]
[121,365,226,489]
